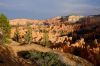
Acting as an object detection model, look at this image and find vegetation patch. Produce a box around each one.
[18,51,66,66]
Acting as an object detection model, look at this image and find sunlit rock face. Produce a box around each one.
[9,16,81,43]
[68,15,85,23]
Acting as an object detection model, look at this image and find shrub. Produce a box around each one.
[0,13,11,44]
[20,51,66,66]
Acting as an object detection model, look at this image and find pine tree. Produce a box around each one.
[24,23,32,44]
[42,29,51,47]
[0,13,11,44]
[13,23,20,42]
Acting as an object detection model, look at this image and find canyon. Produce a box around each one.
[0,15,100,66]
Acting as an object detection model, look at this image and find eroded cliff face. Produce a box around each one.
[10,18,81,43]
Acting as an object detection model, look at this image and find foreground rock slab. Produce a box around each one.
[0,44,93,66]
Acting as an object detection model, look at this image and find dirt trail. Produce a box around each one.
[8,44,51,55]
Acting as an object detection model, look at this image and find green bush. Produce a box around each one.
[21,51,66,66]
[0,13,11,44]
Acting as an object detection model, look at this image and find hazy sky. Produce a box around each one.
[0,0,100,19]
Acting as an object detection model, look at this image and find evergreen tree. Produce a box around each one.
[0,13,11,44]
[42,29,51,47]
[24,23,32,44]
[13,23,20,42]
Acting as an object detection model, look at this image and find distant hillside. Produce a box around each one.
[9,16,68,26]
[9,19,45,26]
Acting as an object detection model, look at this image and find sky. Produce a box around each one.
[0,0,100,19]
